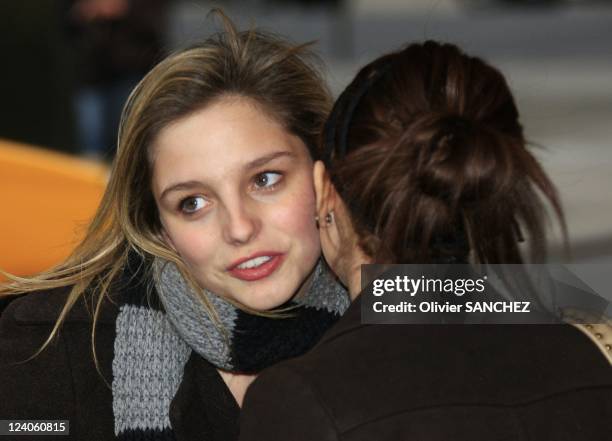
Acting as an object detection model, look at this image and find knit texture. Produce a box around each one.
[112,254,349,440]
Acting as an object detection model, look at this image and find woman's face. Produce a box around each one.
[151,96,321,311]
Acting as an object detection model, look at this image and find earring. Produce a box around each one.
[315,211,334,228]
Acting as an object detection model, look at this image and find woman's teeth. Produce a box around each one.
[236,255,272,269]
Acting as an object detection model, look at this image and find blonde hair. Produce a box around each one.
[0,13,332,363]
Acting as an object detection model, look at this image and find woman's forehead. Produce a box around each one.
[150,98,310,191]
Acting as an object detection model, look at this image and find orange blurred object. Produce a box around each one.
[0,139,108,279]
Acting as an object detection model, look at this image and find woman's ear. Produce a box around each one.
[313,161,372,294]
[313,161,345,277]
[313,160,338,230]
[313,160,329,215]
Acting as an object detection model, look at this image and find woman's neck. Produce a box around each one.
[347,267,361,300]
[346,251,370,301]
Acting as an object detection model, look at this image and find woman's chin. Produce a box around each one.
[231,282,299,312]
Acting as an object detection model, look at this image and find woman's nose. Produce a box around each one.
[221,202,261,246]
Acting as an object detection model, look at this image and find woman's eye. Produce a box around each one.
[179,196,207,214]
[253,172,282,189]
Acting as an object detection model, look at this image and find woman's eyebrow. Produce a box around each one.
[160,180,203,200]
[244,151,295,171]
[160,151,296,200]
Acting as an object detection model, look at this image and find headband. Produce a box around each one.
[322,58,393,165]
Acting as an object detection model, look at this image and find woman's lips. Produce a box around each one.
[227,253,284,281]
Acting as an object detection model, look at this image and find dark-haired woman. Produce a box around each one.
[239,41,612,440]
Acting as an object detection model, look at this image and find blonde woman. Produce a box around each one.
[0,19,348,441]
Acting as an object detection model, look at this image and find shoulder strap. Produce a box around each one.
[563,308,612,365]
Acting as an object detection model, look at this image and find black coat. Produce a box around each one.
[0,287,240,441]
[240,295,612,441]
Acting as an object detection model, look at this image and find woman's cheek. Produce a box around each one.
[276,185,320,250]
[167,223,216,267]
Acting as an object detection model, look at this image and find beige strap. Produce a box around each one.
[562,308,612,366]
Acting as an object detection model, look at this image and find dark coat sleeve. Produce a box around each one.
[239,365,339,441]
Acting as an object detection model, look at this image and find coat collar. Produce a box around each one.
[316,295,365,346]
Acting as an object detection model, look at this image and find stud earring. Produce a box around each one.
[315,212,334,228]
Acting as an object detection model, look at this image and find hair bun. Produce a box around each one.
[325,40,564,264]
[415,113,513,207]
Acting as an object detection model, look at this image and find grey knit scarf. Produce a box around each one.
[112,255,349,440]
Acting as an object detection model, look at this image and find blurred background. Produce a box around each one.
[1,0,611,277]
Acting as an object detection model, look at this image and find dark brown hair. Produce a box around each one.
[324,40,565,264]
